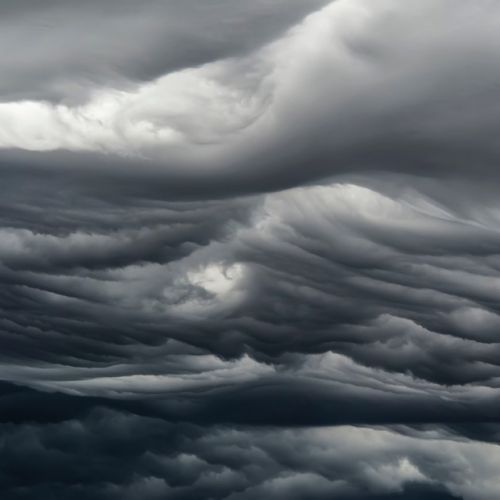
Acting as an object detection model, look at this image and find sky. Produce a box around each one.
[1,0,500,498]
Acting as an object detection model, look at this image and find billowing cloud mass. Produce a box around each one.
[1,0,500,498]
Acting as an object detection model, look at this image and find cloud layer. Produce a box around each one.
[1,0,500,499]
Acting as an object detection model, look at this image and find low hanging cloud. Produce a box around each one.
[2,0,500,197]
[0,383,496,500]
[1,0,500,499]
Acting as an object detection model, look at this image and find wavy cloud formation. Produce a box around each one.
[1,1,500,499]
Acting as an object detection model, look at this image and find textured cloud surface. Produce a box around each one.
[2,1,500,499]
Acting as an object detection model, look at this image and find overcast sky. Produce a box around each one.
[2,1,500,499]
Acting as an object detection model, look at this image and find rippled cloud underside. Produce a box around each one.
[2,1,500,499]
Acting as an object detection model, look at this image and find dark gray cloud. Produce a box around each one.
[0,382,488,500]
[0,0,330,102]
[1,0,500,498]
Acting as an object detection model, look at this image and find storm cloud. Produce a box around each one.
[1,0,500,498]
